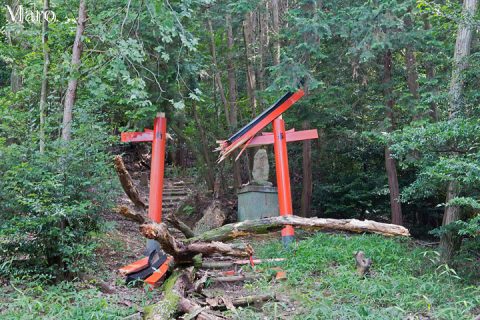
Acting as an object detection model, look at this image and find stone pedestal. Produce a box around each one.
[237,185,279,221]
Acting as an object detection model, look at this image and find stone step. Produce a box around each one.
[163,195,188,201]
[163,191,190,196]
[163,187,189,192]
[163,202,178,208]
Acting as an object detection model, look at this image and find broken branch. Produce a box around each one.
[140,223,253,264]
[114,155,147,209]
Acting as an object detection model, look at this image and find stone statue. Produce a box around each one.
[251,148,272,186]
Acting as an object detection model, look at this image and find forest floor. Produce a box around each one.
[1,218,479,319]
[1,164,479,319]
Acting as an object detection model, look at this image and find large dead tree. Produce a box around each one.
[184,215,410,243]
[136,215,409,264]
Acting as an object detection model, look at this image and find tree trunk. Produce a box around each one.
[383,50,403,226]
[226,15,237,129]
[6,0,22,93]
[61,0,87,142]
[207,18,230,125]
[140,223,253,264]
[113,155,147,209]
[440,0,478,262]
[225,14,242,190]
[271,0,281,66]
[440,181,462,262]
[404,14,420,101]
[404,12,421,121]
[39,0,50,153]
[301,120,313,217]
[243,12,257,114]
[192,101,215,190]
[258,6,268,91]
[181,215,410,243]
[423,16,439,122]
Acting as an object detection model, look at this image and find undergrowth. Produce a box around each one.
[0,279,141,320]
[235,232,480,320]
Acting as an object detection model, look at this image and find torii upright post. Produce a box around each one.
[121,112,167,254]
[272,116,295,245]
[149,113,166,224]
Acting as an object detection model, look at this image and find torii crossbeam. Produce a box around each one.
[217,88,318,246]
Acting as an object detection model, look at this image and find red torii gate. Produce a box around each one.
[118,112,171,288]
[121,112,167,224]
[217,88,318,245]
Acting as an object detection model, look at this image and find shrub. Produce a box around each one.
[0,122,117,279]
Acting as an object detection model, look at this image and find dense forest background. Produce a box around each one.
[0,0,479,279]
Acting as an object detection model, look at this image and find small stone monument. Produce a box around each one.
[251,148,272,186]
[237,148,279,221]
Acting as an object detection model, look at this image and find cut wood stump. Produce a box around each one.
[354,251,372,277]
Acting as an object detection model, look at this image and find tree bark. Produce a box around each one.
[5,0,22,93]
[113,155,147,209]
[225,15,242,190]
[116,205,146,224]
[243,12,257,114]
[423,16,439,122]
[206,293,276,310]
[61,0,87,141]
[140,223,253,264]
[184,215,410,243]
[192,101,215,190]
[207,18,230,125]
[354,251,372,277]
[440,0,478,262]
[143,268,225,320]
[301,120,313,217]
[404,13,420,102]
[271,0,281,66]
[258,6,268,91]
[226,15,237,129]
[39,0,50,153]
[383,50,403,226]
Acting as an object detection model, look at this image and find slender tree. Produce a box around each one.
[301,120,313,217]
[440,0,478,262]
[383,49,403,226]
[271,0,281,66]
[39,0,50,153]
[61,0,87,142]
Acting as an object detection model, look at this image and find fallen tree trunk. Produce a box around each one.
[185,215,410,243]
[113,155,147,209]
[140,223,253,264]
[143,267,224,320]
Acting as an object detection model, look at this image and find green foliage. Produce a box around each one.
[0,127,116,277]
[247,233,480,320]
[0,279,138,319]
